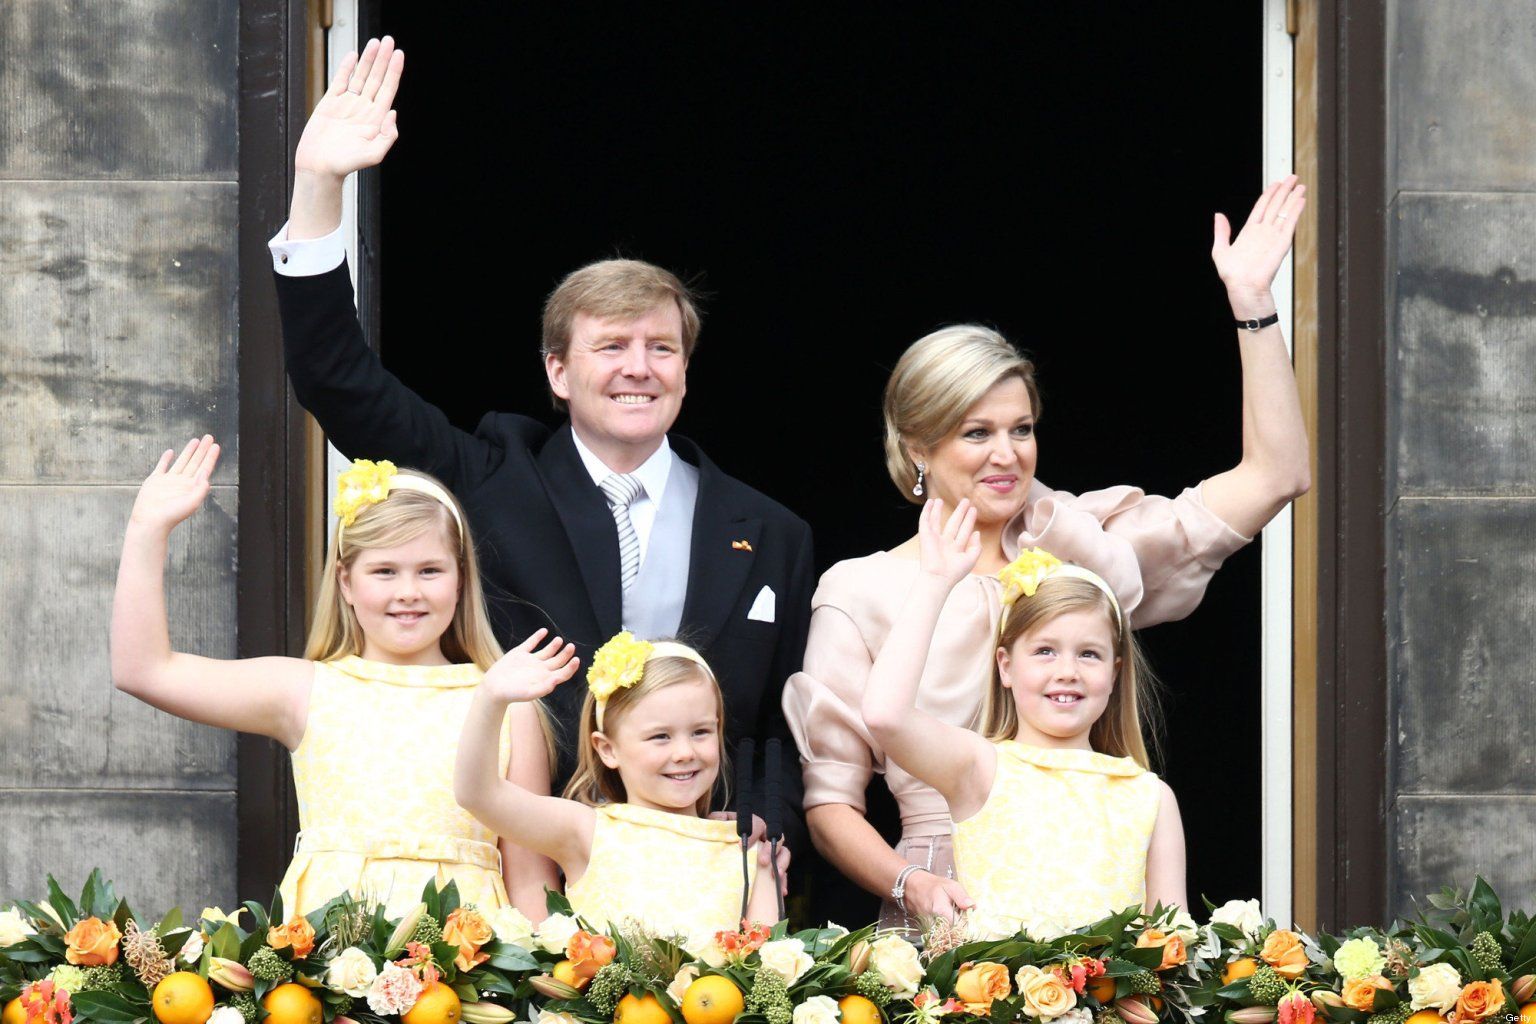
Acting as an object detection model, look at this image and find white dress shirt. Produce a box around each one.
[268,220,347,276]
[570,431,674,564]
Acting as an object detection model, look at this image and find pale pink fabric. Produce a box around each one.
[782,480,1249,839]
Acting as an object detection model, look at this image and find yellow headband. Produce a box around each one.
[334,459,464,540]
[998,547,1124,637]
[587,632,716,730]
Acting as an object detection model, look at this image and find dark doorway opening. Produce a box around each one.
[369,3,1266,924]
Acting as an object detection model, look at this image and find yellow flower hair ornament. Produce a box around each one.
[334,459,464,539]
[587,632,718,729]
[997,547,1124,636]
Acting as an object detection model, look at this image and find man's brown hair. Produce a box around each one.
[541,258,702,360]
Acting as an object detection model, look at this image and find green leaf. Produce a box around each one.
[1470,878,1504,932]
[72,991,151,1024]
[543,890,573,917]
[452,983,476,1002]
[161,929,190,960]
[484,944,538,973]
[437,881,460,922]
[420,881,442,923]
[46,878,80,926]
[158,909,184,935]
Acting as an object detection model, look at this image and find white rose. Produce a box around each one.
[327,946,379,997]
[792,995,841,1024]
[536,1011,580,1024]
[534,913,580,954]
[868,934,923,998]
[208,1007,246,1024]
[486,907,536,948]
[0,909,36,948]
[667,965,700,1005]
[822,921,850,940]
[1057,1009,1095,1024]
[1210,899,1264,941]
[758,938,814,986]
[1409,963,1463,1013]
[179,931,205,964]
[1165,908,1201,945]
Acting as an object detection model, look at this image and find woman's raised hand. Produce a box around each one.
[483,629,581,703]
[293,36,404,180]
[1211,175,1307,319]
[918,498,982,586]
[129,436,220,531]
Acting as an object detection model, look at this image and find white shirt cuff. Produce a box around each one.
[268,220,347,276]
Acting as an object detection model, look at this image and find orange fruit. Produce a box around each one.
[1517,1007,1536,1024]
[1405,1012,1445,1024]
[681,976,746,1024]
[1089,976,1118,1003]
[838,994,883,1024]
[402,982,462,1024]
[552,959,590,991]
[614,993,671,1024]
[3,997,26,1024]
[262,982,323,1024]
[152,971,216,1024]
[1223,958,1259,985]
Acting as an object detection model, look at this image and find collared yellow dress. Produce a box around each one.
[952,740,1162,937]
[564,803,757,948]
[280,656,512,918]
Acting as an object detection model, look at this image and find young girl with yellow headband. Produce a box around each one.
[861,498,1187,937]
[454,629,783,944]
[112,436,550,916]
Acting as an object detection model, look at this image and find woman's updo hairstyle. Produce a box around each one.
[881,325,1042,503]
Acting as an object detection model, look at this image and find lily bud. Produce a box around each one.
[461,1003,517,1024]
[1225,1008,1278,1024]
[384,904,427,958]
[848,940,871,975]
[1513,976,1536,1004]
[335,1016,361,1024]
[208,957,255,992]
[529,975,583,1001]
[1117,997,1161,1024]
[1311,992,1347,1020]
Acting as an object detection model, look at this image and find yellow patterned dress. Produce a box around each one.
[952,741,1162,936]
[280,656,512,918]
[564,804,757,947]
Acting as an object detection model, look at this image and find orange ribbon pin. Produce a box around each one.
[731,539,753,552]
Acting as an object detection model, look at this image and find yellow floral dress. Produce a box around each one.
[565,804,756,946]
[281,656,512,918]
[952,741,1162,936]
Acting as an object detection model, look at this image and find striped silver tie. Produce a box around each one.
[599,473,644,591]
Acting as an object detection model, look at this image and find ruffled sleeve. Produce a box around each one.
[1008,480,1251,628]
[781,566,881,813]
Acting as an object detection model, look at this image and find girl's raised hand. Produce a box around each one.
[129,436,220,530]
[917,498,981,586]
[293,36,404,179]
[483,629,580,703]
[1211,175,1306,318]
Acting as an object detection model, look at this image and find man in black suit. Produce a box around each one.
[268,37,811,910]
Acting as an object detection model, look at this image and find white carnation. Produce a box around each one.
[757,938,814,986]
[366,961,423,1015]
[1057,1009,1095,1024]
[208,1007,246,1024]
[792,995,841,1024]
[536,1011,580,1024]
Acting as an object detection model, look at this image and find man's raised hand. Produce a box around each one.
[293,36,404,181]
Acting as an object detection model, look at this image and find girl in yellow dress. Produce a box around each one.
[861,497,1187,937]
[454,631,782,945]
[112,436,552,917]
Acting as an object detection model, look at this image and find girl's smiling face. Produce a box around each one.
[592,674,722,814]
[997,606,1120,750]
[339,527,460,665]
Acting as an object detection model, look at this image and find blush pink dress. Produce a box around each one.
[781,480,1249,932]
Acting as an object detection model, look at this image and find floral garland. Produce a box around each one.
[3,873,1533,1024]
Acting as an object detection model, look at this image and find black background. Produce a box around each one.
[371,2,1267,921]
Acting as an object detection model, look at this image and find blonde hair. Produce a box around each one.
[882,324,1042,502]
[979,576,1161,769]
[541,259,702,409]
[304,470,502,669]
[563,646,730,817]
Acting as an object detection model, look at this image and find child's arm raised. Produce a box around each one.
[861,499,996,821]
[455,631,592,874]
[1143,780,1189,913]
[112,437,314,749]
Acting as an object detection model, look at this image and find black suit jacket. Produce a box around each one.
[274,262,812,845]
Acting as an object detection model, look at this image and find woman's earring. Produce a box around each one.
[912,462,926,497]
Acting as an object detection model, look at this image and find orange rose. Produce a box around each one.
[1137,929,1189,971]
[443,907,495,972]
[1260,930,1310,981]
[1451,980,1506,1024]
[63,917,122,966]
[955,961,1013,1014]
[565,930,617,981]
[267,916,315,959]
[1341,975,1394,1013]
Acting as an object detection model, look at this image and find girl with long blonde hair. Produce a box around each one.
[112,436,550,916]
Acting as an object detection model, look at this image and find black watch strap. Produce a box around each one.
[1235,311,1280,332]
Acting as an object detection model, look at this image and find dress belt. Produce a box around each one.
[293,826,503,873]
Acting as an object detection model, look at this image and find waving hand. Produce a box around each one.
[294,37,404,179]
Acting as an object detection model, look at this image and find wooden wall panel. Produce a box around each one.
[0,1,237,180]
[0,182,239,483]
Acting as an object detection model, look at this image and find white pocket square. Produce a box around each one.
[747,585,776,623]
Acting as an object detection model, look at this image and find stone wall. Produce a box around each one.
[0,1,241,915]
[1387,1,1536,914]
